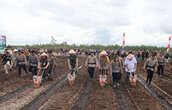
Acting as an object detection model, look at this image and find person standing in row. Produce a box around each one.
[12,49,19,69]
[124,54,137,83]
[142,51,146,62]
[2,51,12,74]
[67,49,79,71]
[144,53,158,86]
[110,53,123,88]
[47,50,54,81]
[16,49,28,77]
[67,50,79,85]
[28,50,39,76]
[157,52,165,77]
[85,51,98,79]
[38,53,50,81]
[98,50,110,86]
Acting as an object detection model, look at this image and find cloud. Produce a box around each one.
[0,0,171,47]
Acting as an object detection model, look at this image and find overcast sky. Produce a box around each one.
[0,0,172,46]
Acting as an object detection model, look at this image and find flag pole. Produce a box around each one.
[123,32,125,49]
[167,36,171,53]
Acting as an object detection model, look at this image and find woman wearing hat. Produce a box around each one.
[124,54,137,83]
[67,49,78,71]
[110,53,123,88]
[67,49,79,85]
[144,53,158,86]
[38,52,50,81]
[98,50,110,87]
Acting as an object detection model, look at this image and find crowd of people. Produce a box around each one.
[67,49,170,87]
[0,47,171,88]
[1,48,55,82]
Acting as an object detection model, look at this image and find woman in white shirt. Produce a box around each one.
[124,54,137,83]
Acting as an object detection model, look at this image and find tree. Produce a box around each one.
[50,36,57,45]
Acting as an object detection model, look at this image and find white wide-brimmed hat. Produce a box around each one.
[127,54,134,59]
[100,50,107,56]
[69,49,76,54]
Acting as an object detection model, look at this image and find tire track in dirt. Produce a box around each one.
[137,63,172,109]
[114,82,137,110]
[128,81,165,110]
[0,60,66,104]
[86,78,118,110]
[0,74,66,110]
[0,57,67,110]
[39,70,88,110]
[38,57,87,110]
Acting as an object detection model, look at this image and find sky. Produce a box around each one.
[0,0,172,46]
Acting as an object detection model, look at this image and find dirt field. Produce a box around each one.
[0,56,171,110]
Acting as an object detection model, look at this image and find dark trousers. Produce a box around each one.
[112,72,121,84]
[39,68,48,80]
[126,72,130,82]
[142,57,145,61]
[100,69,108,75]
[146,70,154,85]
[29,66,38,75]
[88,67,95,79]
[158,65,164,76]
[18,64,27,76]
[70,68,77,75]
[48,64,53,75]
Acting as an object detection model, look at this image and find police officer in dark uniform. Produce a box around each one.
[28,49,39,76]
[16,49,28,77]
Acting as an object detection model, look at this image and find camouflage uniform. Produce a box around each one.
[16,53,28,76]
[28,53,38,75]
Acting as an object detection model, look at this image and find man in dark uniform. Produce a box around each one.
[28,49,39,76]
[16,49,28,77]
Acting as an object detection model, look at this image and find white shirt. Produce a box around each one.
[125,57,137,72]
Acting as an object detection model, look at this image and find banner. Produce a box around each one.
[0,35,6,53]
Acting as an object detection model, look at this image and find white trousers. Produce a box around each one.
[4,61,11,74]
